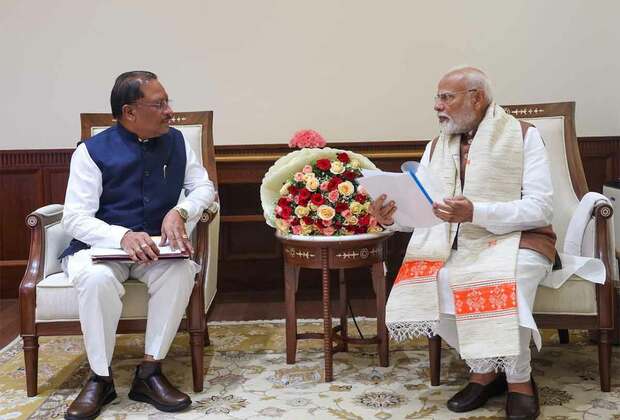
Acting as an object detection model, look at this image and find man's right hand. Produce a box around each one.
[120,231,160,263]
[368,194,397,226]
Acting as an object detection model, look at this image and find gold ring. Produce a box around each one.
[181,234,188,239]
[140,243,149,248]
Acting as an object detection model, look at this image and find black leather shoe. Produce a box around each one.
[65,374,117,420]
[447,373,507,413]
[128,362,191,412]
[506,376,540,420]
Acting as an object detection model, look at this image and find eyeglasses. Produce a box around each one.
[134,99,173,111]
[434,89,478,104]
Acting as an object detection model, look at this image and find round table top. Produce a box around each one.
[276,230,393,243]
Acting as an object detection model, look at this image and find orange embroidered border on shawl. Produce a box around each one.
[453,283,517,316]
[394,260,443,286]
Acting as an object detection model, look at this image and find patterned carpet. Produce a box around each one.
[1,320,619,419]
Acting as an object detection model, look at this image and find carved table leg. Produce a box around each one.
[284,262,299,364]
[338,269,349,352]
[321,248,333,382]
[372,262,389,367]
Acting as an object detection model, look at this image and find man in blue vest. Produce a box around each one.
[61,71,216,420]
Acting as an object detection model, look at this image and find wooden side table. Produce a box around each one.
[277,231,394,382]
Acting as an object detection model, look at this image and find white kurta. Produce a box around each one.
[61,136,215,376]
[388,127,553,351]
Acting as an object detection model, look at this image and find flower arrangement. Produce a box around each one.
[288,129,326,149]
[260,130,384,236]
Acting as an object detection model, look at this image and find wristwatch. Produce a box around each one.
[173,206,189,222]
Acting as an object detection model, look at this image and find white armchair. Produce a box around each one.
[19,111,220,396]
[428,102,618,392]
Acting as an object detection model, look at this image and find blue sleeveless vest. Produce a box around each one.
[60,123,187,258]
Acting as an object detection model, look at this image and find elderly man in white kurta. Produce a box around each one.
[60,71,216,420]
[370,67,554,420]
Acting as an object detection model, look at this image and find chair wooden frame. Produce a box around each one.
[19,111,218,396]
[427,102,616,392]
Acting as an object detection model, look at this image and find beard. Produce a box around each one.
[437,104,477,135]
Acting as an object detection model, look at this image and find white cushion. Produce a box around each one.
[44,220,72,277]
[533,275,597,315]
[521,116,580,251]
[36,273,149,321]
[174,125,203,165]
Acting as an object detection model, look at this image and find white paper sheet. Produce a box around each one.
[358,168,442,228]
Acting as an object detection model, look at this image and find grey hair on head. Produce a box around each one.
[444,65,493,104]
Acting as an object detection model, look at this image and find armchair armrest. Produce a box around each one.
[187,199,220,333]
[19,204,64,335]
[593,201,616,329]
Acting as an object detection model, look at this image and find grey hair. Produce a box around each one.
[444,65,493,104]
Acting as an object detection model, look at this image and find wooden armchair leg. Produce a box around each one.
[598,330,611,392]
[558,329,570,344]
[23,336,39,397]
[429,334,441,386]
[190,332,204,392]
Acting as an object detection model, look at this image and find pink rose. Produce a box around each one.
[302,165,313,174]
[328,189,339,203]
[322,226,336,236]
[320,181,330,191]
[292,225,303,235]
[341,209,351,218]
[289,129,327,149]
[294,172,305,182]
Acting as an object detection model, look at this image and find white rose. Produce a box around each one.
[337,181,354,197]
[294,206,310,218]
[280,182,291,196]
[330,161,345,174]
[305,178,319,191]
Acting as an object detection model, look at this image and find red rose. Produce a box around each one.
[281,206,292,219]
[316,159,331,171]
[355,225,368,234]
[343,171,357,181]
[335,202,349,213]
[290,217,300,226]
[327,176,343,191]
[346,225,356,232]
[334,221,343,229]
[298,198,310,206]
[288,185,298,195]
[311,193,325,206]
[303,216,313,225]
[337,152,350,163]
[354,193,366,203]
[299,188,311,201]
[359,214,371,226]
[278,197,290,208]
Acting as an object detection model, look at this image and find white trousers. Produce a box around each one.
[63,250,198,376]
[435,249,553,383]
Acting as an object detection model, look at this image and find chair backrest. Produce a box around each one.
[501,102,588,251]
[80,111,218,188]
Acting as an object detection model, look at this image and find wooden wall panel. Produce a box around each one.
[578,137,620,192]
[0,137,618,300]
[0,150,72,298]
